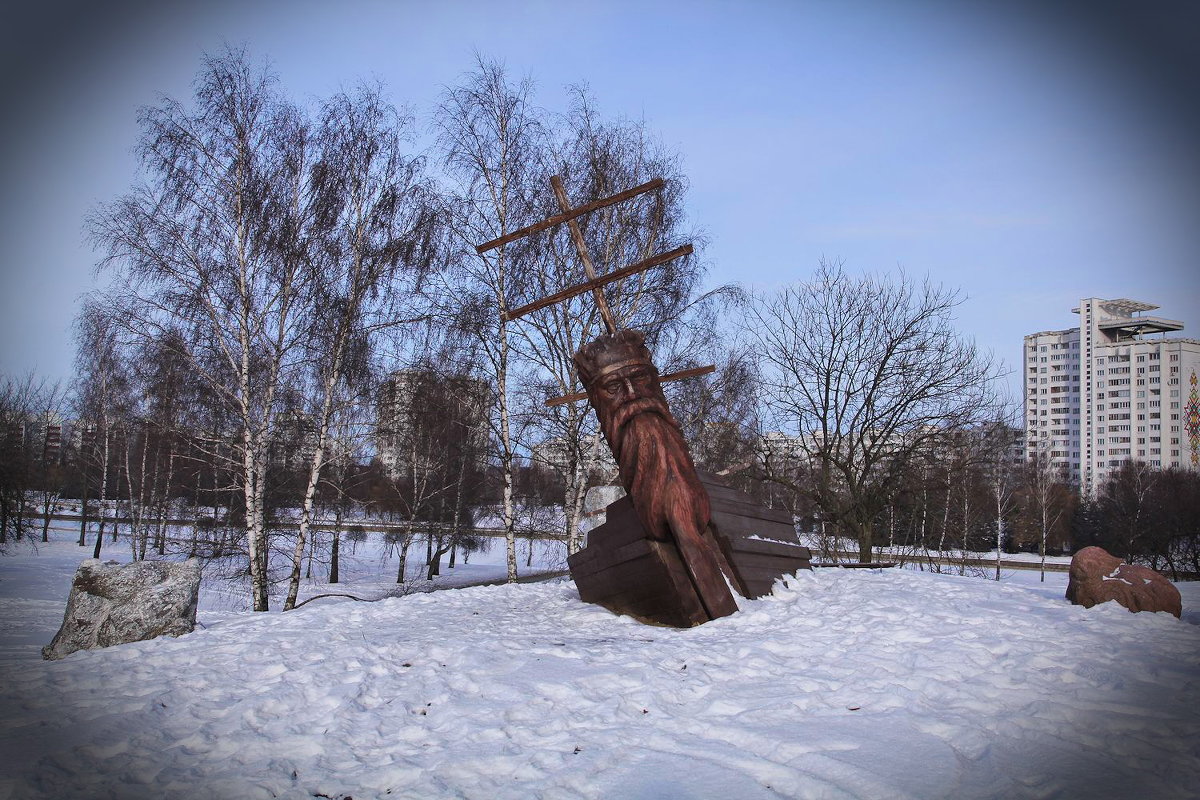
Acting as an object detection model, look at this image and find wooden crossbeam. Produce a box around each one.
[475,177,664,254]
[502,244,694,323]
[545,364,716,407]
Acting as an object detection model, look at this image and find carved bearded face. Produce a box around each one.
[591,362,680,455]
[575,330,680,451]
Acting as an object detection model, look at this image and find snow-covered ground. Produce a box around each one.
[1,534,1197,799]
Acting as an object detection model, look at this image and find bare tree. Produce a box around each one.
[72,301,132,559]
[89,48,315,609]
[1095,459,1159,564]
[1020,433,1077,581]
[0,374,46,545]
[280,84,438,610]
[17,377,68,544]
[433,57,545,582]
[980,418,1022,579]
[667,347,760,479]
[745,260,1003,563]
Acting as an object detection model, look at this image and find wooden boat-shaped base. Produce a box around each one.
[568,472,812,627]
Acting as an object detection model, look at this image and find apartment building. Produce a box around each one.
[376,370,489,478]
[1024,297,1200,496]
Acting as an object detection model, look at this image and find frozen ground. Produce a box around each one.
[0,533,1197,799]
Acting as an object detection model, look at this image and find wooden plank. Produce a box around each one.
[579,498,646,550]
[731,551,810,575]
[728,536,812,560]
[698,473,798,526]
[502,244,693,322]
[736,561,809,583]
[575,551,662,597]
[702,485,791,516]
[709,511,796,542]
[579,540,707,627]
[711,510,795,538]
[568,537,653,574]
[546,364,715,406]
[708,496,796,526]
[475,177,664,253]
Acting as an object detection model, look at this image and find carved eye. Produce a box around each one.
[603,380,622,395]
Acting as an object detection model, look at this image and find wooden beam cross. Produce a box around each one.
[474,174,715,405]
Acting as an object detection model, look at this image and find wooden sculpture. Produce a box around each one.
[476,175,810,627]
[574,329,740,622]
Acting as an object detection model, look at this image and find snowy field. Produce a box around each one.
[1,534,1198,799]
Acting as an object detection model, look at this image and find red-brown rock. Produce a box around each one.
[1066,546,1182,618]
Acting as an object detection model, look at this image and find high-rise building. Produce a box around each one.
[1024,297,1200,496]
[375,370,489,478]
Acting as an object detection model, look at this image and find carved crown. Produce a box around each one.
[573,329,658,387]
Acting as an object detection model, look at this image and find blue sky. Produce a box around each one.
[2,0,1197,401]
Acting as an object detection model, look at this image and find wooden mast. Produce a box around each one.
[475,173,712,405]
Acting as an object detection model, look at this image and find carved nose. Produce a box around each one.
[621,377,637,396]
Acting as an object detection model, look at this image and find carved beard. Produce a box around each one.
[594,390,739,620]
[598,393,709,542]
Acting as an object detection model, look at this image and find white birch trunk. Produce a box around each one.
[92,426,110,560]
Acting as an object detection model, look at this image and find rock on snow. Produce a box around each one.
[1066,545,1183,618]
[0,566,1198,799]
[42,558,201,661]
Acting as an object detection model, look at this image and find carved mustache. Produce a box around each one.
[610,395,676,438]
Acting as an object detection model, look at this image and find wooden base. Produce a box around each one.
[568,472,812,627]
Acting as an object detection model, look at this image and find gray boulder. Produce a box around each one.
[43,559,201,660]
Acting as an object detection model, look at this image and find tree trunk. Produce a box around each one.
[95,427,111,555]
[854,514,873,564]
[330,529,340,584]
[496,317,518,583]
[243,433,269,611]
[93,428,111,559]
[284,414,331,610]
[563,438,593,555]
[156,449,175,556]
[396,527,413,584]
[1040,503,1048,583]
[78,474,89,547]
[936,467,951,573]
[40,492,57,543]
[995,503,1003,582]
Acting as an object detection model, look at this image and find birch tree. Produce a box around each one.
[0,375,41,545]
[89,48,314,609]
[280,85,438,610]
[1021,433,1075,581]
[23,378,68,543]
[72,301,131,559]
[433,58,544,582]
[981,420,1021,579]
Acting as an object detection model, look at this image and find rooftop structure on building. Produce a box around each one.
[1023,297,1200,496]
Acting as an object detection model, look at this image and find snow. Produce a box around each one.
[1,535,1198,799]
